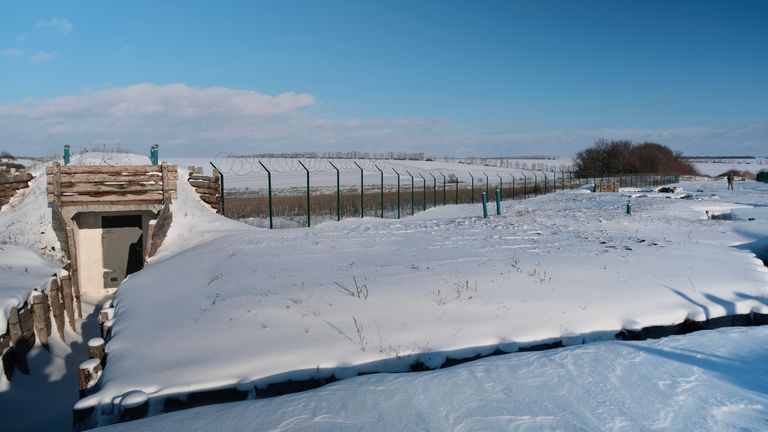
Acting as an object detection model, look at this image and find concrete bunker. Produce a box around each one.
[47,163,177,298]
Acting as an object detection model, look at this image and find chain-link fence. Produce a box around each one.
[210,156,678,228]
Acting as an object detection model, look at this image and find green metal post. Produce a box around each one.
[483,172,489,194]
[419,174,426,211]
[511,175,516,200]
[497,174,503,199]
[258,161,273,229]
[354,161,364,218]
[482,191,488,218]
[210,162,225,216]
[429,173,437,207]
[454,176,458,205]
[63,145,70,165]
[441,173,446,205]
[541,171,547,194]
[495,188,501,215]
[406,170,415,215]
[393,168,401,219]
[532,172,538,197]
[522,172,528,198]
[298,161,310,227]
[329,161,340,221]
[375,165,384,218]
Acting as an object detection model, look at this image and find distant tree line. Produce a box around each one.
[575,139,698,177]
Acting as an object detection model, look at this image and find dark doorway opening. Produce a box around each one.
[101,214,145,289]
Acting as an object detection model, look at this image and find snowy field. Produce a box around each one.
[76,168,768,426]
[691,158,768,177]
[2,153,768,430]
[96,325,768,432]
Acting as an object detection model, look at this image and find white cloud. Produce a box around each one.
[0,83,764,158]
[35,17,73,34]
[1,48,25,57]
[30,51,56,62]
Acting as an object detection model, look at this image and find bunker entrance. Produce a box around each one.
[73,210,156,295]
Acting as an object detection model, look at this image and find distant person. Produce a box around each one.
[727,172,735,190]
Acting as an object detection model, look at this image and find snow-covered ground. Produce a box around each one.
[2,152,767,430]
[76,172,768,425]
[95,325,768,432]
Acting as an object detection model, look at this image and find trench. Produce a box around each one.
[77,306,768,430]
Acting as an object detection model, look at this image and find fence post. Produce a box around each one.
[406,170,415,215]
[298,161,310,227]
[540,171,547,194]
[429,173,437,207]
[258,161,273,229]
[393,168,401,219]
[64,145,71,165]
[469,173,475,204]
[375,165,384,218]
[454,175,458,205]
[482,191,488,218]
[497,174,503,199]
[532,171,538,197]
[483,172,489,195]
[495,188,501,215]
[522,172,528,198]
[419,173,426,211]
[511,174,516,200]
[354,161,364,218]
[440,172,446,205]
[329,161,340,221]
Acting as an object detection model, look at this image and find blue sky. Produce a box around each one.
[1,0,766,157]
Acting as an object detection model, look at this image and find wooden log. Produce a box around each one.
[149,201,172,257]
[87,337,106,365]
[58,199,165,207]
[101,319,113,339]
[99,307,114,324]
[189,179,218,189]
[60,273,77,332]
[49,277,65,341]
[58,192,165,202]
[199,194,222,206]
[0,190,17,199]
[31,292,51,347]
[194,186,219,195]
[0,181,32,191]
[52,162,62,207]
[47,164,177,175]
[48,172,178,184]
[79,358,102,396]
[8,307,30,375]
[189,173,216,181]
[188,166,203,175]
[58,182,166,194]
[66,227,83,319]
[145,220,155,259]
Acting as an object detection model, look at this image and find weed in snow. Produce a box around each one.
[334,275,369,299]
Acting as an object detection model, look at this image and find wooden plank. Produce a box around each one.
[162,163,170,202]
[49,278,65,341]
[53,163,62,206]
[194,187,219,195]
[60,274,76,331]
[47,164,177,175]
[60,199,165,207]
[48,172,178,184]
[59,192,164,203]
[31,293,51,346]
[60,183,164,194]
[66,228,83,319]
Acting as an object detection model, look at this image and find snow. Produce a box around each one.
[76,174,768,422]
[95,325,768,432]
[692,158,768,177]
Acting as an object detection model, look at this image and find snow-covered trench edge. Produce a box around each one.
[74,300,768,431]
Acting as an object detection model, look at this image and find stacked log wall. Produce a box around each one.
[188,166,223,213]
[0,164,34,208]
